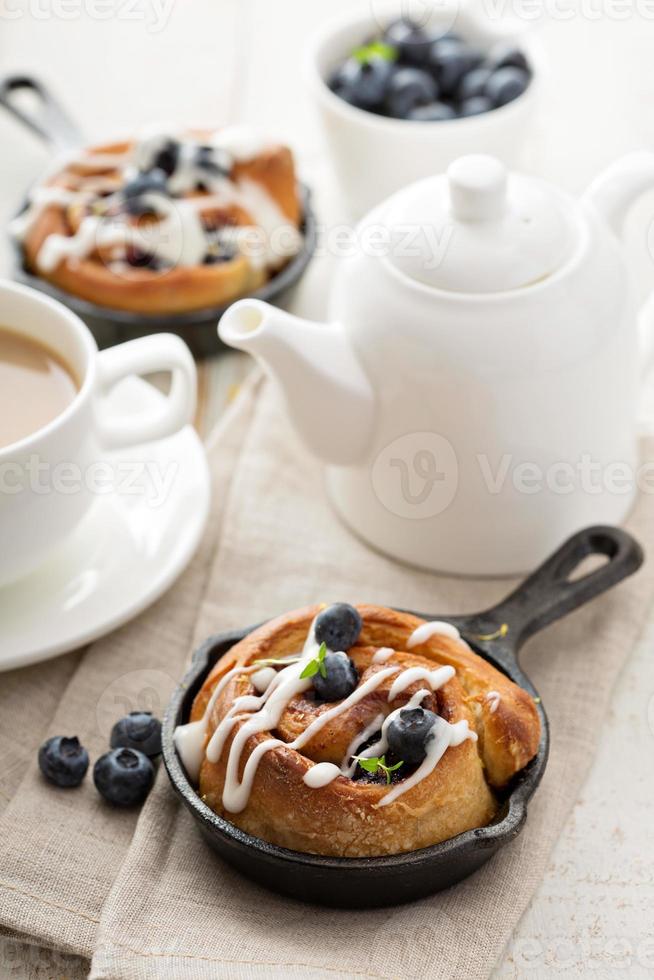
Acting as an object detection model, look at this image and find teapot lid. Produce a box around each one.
[382,155,576,293]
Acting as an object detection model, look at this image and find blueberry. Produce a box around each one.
[488,44,530,73]
[459,95,494,117]
[38,736,89,788]
[110,711,162,757]
[386,67,438,118]
[383,18,444,66]
[457,66,492,102]
[485,67,530,107]
[387,706,439,766]
[122,168,167,215]
[312,652,359,702]
[152,138,179,176]
[314,603,362,650]
[195,145,231,177]
[330,55,393,109]
[430,39,483,96]
[93,748,154,807]
[409,101,456,121]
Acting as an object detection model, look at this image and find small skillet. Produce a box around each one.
[162,525,643,908]
[0,74,317,358]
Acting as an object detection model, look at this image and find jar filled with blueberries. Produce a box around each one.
[329,17,532,122]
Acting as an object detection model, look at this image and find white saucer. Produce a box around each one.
[0,376,210,672]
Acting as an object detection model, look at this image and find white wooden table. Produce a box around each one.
[1,3,653,977]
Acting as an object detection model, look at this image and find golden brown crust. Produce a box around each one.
[21,137,301,314]
[192,605,541,857]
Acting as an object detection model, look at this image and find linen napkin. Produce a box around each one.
[1,375,653,980]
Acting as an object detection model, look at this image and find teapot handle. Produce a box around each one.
[583,151,654,237]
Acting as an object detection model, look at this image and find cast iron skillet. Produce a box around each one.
[0,74,318,358]
[162,525,643,908]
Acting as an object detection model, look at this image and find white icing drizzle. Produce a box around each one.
[486,690,501,714]
[387,665,455,702]
[379,714,476,808]
[372,647,395,664]
[340,712,386,778]
[10,185,79,239]
[407,621,462,648]
[173,662,261,783]
[303,762,343,789]
[250,667,277,693]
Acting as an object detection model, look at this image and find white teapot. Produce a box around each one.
[219,153,654,575]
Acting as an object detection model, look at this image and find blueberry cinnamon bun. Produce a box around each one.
[175,604,540,857]
[12,126,303,314]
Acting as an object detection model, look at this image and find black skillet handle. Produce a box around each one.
[472,526,644,660]
[0,74,82,150]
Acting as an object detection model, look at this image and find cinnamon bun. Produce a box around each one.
[12,126,303,314]
[174,603,540,857]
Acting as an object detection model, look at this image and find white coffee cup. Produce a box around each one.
[0,280,197,586]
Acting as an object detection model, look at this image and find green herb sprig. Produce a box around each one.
[252,655,301,668]
[355,754,403,785]
[300,642,328,680]
[353,40,397,65]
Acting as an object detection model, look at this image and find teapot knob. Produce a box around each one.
[448,154,508,222]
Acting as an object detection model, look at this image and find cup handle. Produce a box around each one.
[95,334,197,451]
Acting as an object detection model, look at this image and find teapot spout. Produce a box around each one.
[583,151,654,235]
[218,300,375,465]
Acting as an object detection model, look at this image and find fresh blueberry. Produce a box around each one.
[488,44,530,73]
[330,55,394,109]
[459,95,495,117]
[430,39,483,96]
[408,100,457,121]
[314,603,362,650]
[151,138,179,176]
[387,706,439,766]
[457,66,492,102]
[383,18,444,66]
[195,145,232,177]
[93,748,154,807]
[312,651,359,702]
[386,67,438,118]
[122,168,167,215]
[110,711,162,758]
[38,736,89,788]
[485,66,530,107]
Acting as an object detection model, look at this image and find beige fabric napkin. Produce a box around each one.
[1,375,653,980]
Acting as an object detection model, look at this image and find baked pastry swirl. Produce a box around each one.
[175,604,540,857]
[11,126,303,314]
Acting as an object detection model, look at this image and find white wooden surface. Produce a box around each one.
[1,3,654,977]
